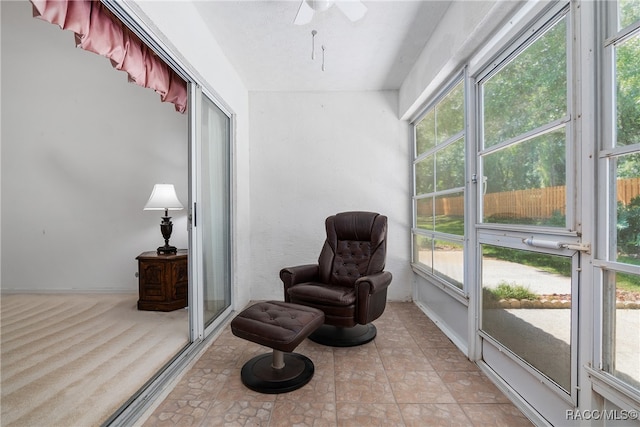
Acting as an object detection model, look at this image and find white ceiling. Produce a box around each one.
[193,0,452,91]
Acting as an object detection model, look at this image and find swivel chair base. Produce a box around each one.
[308,323,377,347]
[240,350,315,394]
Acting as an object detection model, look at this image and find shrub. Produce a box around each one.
[617,195,640,258]
[486,281,537,300]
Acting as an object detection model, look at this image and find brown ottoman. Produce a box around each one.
[231,301,325,393]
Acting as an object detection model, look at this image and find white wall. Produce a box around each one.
[249,91,413,301]
[0,1,188,292]
[132,1,252,309]
[133,3,412,306]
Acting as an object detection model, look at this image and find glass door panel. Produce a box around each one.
[476,6,579,403]
[200,94,231,327]
[481,17,567,149]
[482,129,567,227]
[481,245,573,391]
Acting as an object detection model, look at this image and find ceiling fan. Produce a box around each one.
[294,0,367,25]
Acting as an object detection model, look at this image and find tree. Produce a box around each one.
[616,34,640,148]
[482,16,567,193]
[618,196,640,258]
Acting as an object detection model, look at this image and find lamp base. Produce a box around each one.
[157,245,178,255]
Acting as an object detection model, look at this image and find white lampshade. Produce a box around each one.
[143,184,184,211]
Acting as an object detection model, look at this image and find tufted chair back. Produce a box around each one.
[280,211,392,343]
[317,211,387,287]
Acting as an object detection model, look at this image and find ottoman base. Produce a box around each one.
[240,350,314,394]
[309,323,377,347]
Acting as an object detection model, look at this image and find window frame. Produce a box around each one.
[475,5,575,234]
[592,0,640,403]
[411,72,468,299]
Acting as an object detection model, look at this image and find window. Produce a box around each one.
[480,15,569,228]
[412,78,465,290]
[599,0,640,392]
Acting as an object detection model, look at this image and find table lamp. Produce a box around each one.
[144,184,184,254]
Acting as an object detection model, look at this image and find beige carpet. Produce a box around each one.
[0,293,189,427]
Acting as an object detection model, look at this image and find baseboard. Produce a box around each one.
[0,288,137,295]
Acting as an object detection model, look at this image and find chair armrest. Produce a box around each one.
[354,271,393,295]
[280,264,319,287]
[354,271,393,324]
[280,264,319,303]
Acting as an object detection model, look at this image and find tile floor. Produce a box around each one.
[142,302,533,426]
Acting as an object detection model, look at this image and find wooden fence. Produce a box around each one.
[421,177,640,220]
[483,186,565,219]
[617,177,640,206]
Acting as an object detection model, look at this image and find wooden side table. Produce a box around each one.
[136,249,188,311]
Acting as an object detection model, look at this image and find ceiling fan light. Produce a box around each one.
[306,0,335,12]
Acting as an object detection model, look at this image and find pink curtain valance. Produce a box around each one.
[30,0,187,114]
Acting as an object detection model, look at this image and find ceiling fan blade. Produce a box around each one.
[294,0,315,25]
[335,0,367,22]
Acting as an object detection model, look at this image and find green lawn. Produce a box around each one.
[615,257,640,291]
[416,216,464,235]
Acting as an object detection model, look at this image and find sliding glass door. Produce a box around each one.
[200,93,232,327]
[190,86,232,339]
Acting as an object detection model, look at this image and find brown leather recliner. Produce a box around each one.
[280,211,392,346]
